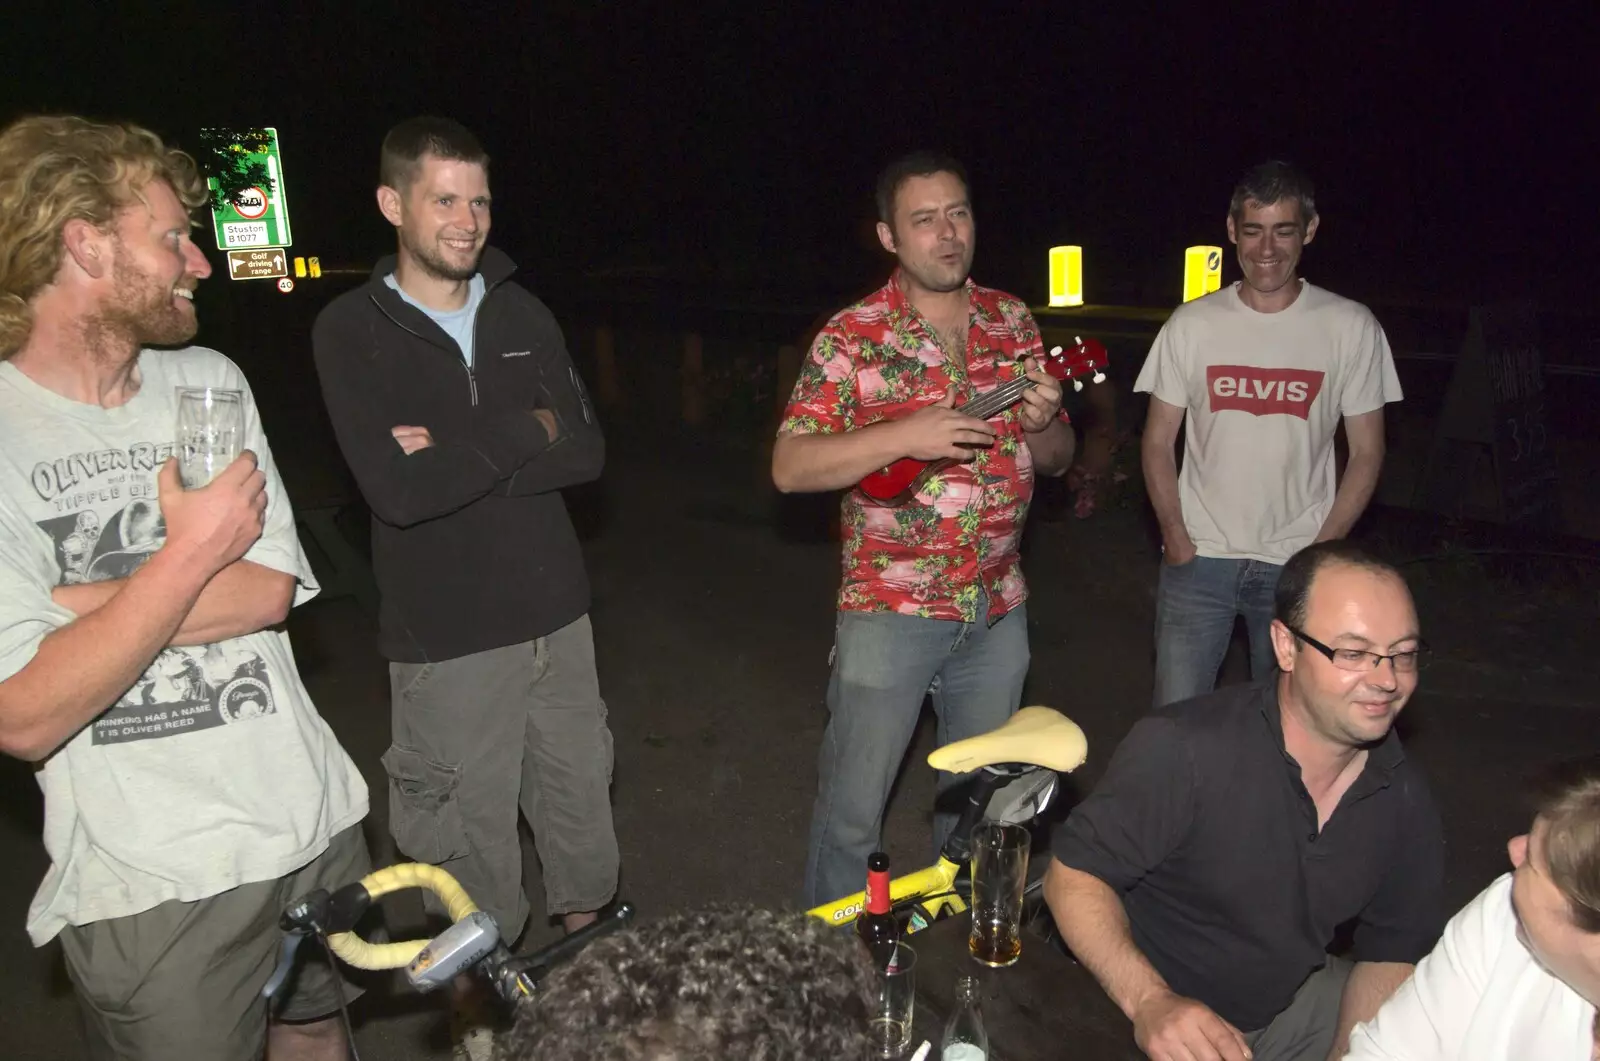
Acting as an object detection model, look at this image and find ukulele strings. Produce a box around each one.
[959,374,1037,420]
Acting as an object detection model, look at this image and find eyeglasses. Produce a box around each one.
[1289,628,1429,674]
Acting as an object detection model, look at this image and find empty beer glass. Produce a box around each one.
[175,387,243,488]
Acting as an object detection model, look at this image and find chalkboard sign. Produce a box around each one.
[1415,303,1560,527]
[1480,303,1559,526]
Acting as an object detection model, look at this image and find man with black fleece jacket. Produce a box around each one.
[312,121,617,1054]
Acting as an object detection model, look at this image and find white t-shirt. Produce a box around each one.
[1134,281,1403,564]
[0,348,368,945]
[1344,873,1596,1061]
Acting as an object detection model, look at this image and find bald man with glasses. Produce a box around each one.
[1044,541,1443,1061]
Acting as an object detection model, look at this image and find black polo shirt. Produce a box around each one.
[1050,680,1444,1032]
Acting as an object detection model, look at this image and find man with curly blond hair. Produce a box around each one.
[495,905,875,1060]
[0,115,369,1060]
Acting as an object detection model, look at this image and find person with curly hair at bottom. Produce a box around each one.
[495,905,875,1060]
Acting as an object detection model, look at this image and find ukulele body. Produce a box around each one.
[852,336,1109,506]
[858,454,958,505]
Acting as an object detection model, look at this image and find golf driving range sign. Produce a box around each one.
[209,127,293,251]
[226,248,288,280]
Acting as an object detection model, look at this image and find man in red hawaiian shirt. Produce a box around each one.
[773,152,1073,906]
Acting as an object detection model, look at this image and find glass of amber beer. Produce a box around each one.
[968,822,1028,967]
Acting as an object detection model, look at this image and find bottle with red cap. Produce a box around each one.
[856,850,899,969]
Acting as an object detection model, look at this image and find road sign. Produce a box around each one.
[277,277,295,293]
[209,128,293,251]
[233,187,270,220]
[226,248,288,280]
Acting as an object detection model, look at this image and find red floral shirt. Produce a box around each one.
[780,270,1061,623]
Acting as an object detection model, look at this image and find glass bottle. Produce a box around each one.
[940,974,988,1060]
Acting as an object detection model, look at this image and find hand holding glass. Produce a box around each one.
[176,387,244,488]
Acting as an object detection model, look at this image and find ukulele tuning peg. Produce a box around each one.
[1092,371,1106,384]
[1073,335,1083,347]
[1073,379,1084,392]
[1050,346,1063,356]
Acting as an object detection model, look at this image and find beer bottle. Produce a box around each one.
[856,851,898,969]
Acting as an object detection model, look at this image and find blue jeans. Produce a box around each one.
[803,605,1030,908]
[1152,557,1283,708]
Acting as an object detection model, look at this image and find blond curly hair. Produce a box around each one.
[0,115,208,359]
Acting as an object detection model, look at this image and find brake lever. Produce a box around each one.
[264,883,372,1004]
[262,930,308,1002]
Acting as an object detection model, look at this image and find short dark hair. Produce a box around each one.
[379,116,489,193]
[1273,541,1405,632]
[1229,160,1317,227]
[875,150,969,226]
[495,904,874,1060]
[1529,754,1600,933]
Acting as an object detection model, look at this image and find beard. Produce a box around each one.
[401,227,482,282]
[106,248,198,349]
[901,242,974,294]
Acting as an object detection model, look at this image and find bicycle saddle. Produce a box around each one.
[926,706,1088,774]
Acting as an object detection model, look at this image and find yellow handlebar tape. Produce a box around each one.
[324,863,481,971]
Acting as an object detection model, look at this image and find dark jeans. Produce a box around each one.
[803,605,1030,907]
[1152,556,1284,707]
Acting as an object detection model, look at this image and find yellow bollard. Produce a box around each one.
[1183,246,1223,303]
[308,256,321,279]
[293,256,306,278]
[1048,246,1083,307]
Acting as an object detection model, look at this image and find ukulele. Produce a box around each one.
[856,336,1109,506]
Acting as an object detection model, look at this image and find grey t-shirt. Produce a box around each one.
[384,271,487,368]
[0,348,368,944]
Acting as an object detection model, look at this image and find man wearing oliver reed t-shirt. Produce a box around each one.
[1137,161,1402,708]
[1044,542,1443,1061]
[0,116,368,1061]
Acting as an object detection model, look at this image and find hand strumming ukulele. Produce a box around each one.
[856,336,1109,506]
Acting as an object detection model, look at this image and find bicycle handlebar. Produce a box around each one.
[326,862,481,970]
[270,862,636,1008]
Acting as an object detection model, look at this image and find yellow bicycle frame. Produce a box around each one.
[805,855,966,933]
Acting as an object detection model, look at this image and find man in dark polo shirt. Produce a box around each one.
[1045,541,1444,1061]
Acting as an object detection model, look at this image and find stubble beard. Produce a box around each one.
[402,228,481,283]
[94,253,197,360]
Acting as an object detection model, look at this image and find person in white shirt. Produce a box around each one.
[1136,161,1403,707]
[0,115,369,1061]
[1344,754,1600,1061]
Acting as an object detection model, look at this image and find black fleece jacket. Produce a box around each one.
[311,248,602,662]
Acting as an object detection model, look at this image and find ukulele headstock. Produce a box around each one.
[1039,335,1109,392]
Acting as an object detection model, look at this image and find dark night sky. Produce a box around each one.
[3,2,1591,309]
